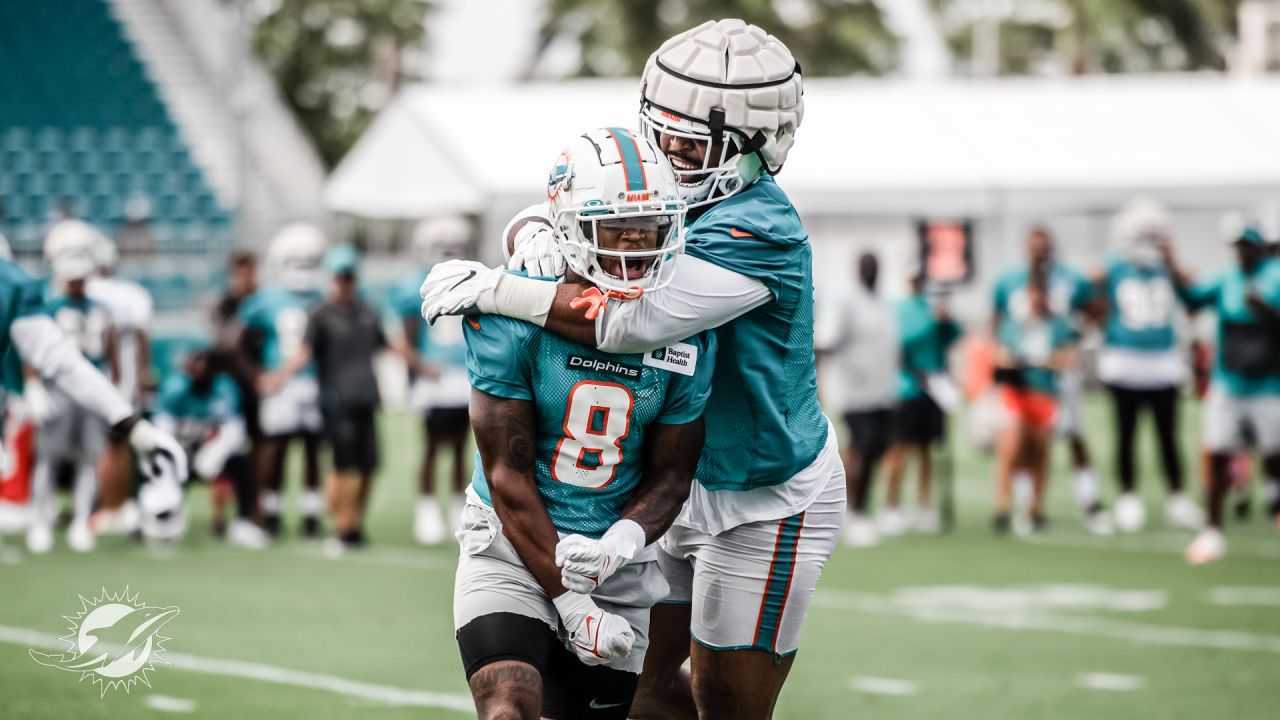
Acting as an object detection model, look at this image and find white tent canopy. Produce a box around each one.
[327,74,1280,222]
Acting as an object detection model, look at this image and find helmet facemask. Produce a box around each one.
[640,103,766,208]
[557,202,686,294]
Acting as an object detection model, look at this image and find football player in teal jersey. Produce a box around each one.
[0,239,185,554]
[1168,221,1280,564]
[422,21,846,720]
[393,216,475,545]
[237,223,326,538]
[153,348,262,548]
[1095,198,1198,533]
[451,128,712,720]
[26,245,117,553]
[992,226,1110,535]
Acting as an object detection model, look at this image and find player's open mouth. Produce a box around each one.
[599,257,655,281]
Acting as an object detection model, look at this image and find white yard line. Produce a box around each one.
[811,590,1280,655]
[144,695,197,713]
[1017,533,1280,560]
[849,676,919,696]
[0,625,474,713]
[1075,673,1144,692]
[1208,587,1280,607]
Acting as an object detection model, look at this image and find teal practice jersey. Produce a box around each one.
[465,314,715,537]
[155,373,241,450]
[1178,258,1280,397]
[896,293,962,400]
[238,286,323,373]
[45,293,109,368]
[993,263,1093,322]
[681,175,828,492]
[391,270,467,368]
[1101,258,1177,352]
[998,312,1075,396]
[0,261,47,393]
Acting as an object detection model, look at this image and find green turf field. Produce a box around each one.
[2,395,1278,719]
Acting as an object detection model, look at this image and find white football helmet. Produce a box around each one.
[44,219,106,262]
[639,19,804,207]
[547,128,686,294]
[411,216,470,267]
[138,453,187,544]
[266,222,328,292]
[1112,197,1170,266]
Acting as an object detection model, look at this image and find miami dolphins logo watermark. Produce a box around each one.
[29,587,179,697]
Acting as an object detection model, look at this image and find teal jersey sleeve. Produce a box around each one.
[684,176,807,301]
[464,315,536,401]
[211,374,242,419]
[155,375,186,417]
[992,270,1018,318]
[656,331,717,425]
[1180,274,1223,313]
[391,271,427,319]
[1064,265,1094,312]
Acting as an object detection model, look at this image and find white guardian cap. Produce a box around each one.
[547,127,686,294]
[639,19,804,207]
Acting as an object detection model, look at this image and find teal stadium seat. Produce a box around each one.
[0,0,232,264]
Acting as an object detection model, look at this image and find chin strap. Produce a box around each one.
[568,286,645,321]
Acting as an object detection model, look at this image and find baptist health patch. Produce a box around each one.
[566,354,641,381]
[643,342,698,376]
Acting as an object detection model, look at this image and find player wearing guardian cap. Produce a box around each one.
[237,222,327,537]
[421,21,843,720]
[451,128,713,720]
[391,216,475,545]
[0,228,185,552]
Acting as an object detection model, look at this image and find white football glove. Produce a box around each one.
[22,380,55,424]
[418,260,502,324]
[192,442,226,481]
[552,591,635,666]
[507,221,564,279]
[129,419,189,485]
[555,520,646,594]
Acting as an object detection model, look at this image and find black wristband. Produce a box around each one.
[109,414,140,443]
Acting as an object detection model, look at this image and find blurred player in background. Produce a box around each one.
[423,21,842,720]
[881,264,960,535]
[210,250,263,517]
[271,245,403,550]
[1096,198,1197,533]
[395,216,474,545]
[993,226,1109,534]
[992,276,1077,534]
[153,348,262,548]
[452,128,708,720]
[1169,221,1280,564]
[238,222,326,538]
[26,235,118,553]
[0,237,185,552]
[86,228,156,530]
[815,251,898,547]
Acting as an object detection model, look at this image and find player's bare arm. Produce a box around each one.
[469,387,566,597]
[621,418,704,543]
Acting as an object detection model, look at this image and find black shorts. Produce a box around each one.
[843,408,893,462]
[457,612,637,719]
[323,405,378,474]
[892,396,945,445]
[426,406,470,438]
